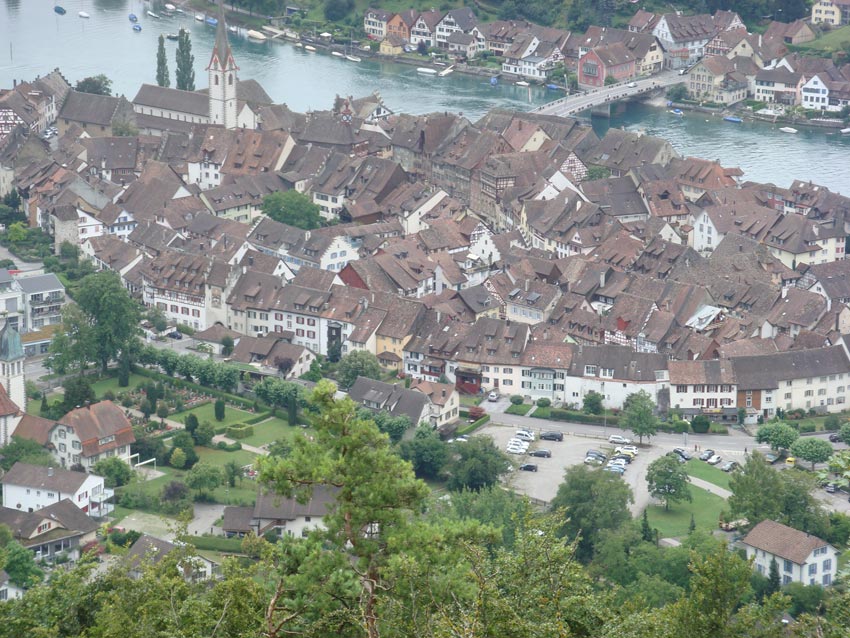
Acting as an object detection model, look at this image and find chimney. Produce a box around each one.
[441,389,446,397]
[524,279,529,292]
[781,287,788,299]
[248,255,254,266]
[48,467,54,477]
[599,269,607,288]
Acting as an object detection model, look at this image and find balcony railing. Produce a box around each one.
[29,295,64,307]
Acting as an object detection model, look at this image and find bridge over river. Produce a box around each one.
[531,70,686,117]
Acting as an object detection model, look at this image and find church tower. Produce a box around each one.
[0,321,26,445]
[207,0,239,130]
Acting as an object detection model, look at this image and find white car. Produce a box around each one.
[707,454,722,465]
[616,445,639,456]
[608,434,631,445]
[506,446,527,455]
[487,391,500,402]
[507,439,529,450]
[607,458,627,467]
[627,81,637,87]
[515,430,535,442]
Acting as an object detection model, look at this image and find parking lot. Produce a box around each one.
[476,423,667,512]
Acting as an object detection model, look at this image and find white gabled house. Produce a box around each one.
[742,520,838,587]
[1,462,112,518]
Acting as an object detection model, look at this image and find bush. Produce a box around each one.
[216,440,243,451]
[455,414,491,436]
[708,422,728,434]
[691,415,711,434]
[659,419,690,434]
[543,408,620,426]
[824,415,841,431]
[225,424,254,439]
[536,397,551,408]
[798,422,817,434]
[510,395,524,405]
[108,529,142,548]
[184,535,246,553]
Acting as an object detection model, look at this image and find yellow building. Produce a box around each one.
[812,0,850,26]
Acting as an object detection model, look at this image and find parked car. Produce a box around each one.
[586,450,606,460]
[721,461,739,473]
[514,430,535,442]
[168,331,183,340]
[529,449,551,458]
[540,431,563,442]
[608,434,631,445]
[611,454,633,464]
[764,453,781,464]
[604,465,626,474]
[487,391,500,402]
[519,463,538,472]
[825,483,837,493]
[829,432,842,443]
[627,81,637,87]
[699,449,716,461]
[584,456,605,465]
[673,448,692,461]
[607,458,627,467]
[615,448,636,459]
[617,445,639,456]
[507,438,529,448]
[506,447,527,455]
[785,457,797,467]
[666,451,686,464]
[707,454,722,465]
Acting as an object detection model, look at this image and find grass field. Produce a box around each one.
[646,485,727,538]
[685,459,732,491]
[172,403,257,428]
[91,373,149,398]
[237,417,305,448]
[796,25,850,53]
[505,403,532,416]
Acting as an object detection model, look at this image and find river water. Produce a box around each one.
[2,0,850,193]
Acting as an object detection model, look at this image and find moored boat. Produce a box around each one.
[132,24,142,32]
[515,80,530,87]
[247,30,267,41]
[228,25,238,33]
[164,3,176,10]
[166,33,179,41]
[841,127,850,135]
[345,54,362,62]
[78,11,90,18]
[546,83,563,90]
[331,50,344,57]
[205,16,218,26]
[129,13,137,22]
[670,108,684,116]
[54,5,66,15]
[304,45,316,52]
[723,115,742,123]
[779,126,798,134]
[147,10,160,19]
[194,14,204,21]
[417,67,437,75]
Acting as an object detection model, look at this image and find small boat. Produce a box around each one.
[175,8,184,14]
[723,115,742,123]
[164,3,176,10]
[438,65,455,77]
[194,14,204,21]
[670,108,684,116]
[133,24,142,32]
[304,45,316,52]
[166,33,179,41]
[147,10,160,19]
[331,50,345,57]
[129,13,138,22]
[205,16,218,26]
[417,67,437,75]
[78,11,90,18]
[490,77,498,86]
[841,127,850,135]
[779,126,798,134]
[515,80,530,87]
[247,30,268,41]
[546,83,563,90]
[54,5,66,15]
[294,42,303,48]
[228,25,238,33]
[345,54,362,62]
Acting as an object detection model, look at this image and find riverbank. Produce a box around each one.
[666,101,846,130]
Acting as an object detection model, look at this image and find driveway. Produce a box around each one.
[187,502,227,536]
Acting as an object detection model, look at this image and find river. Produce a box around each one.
[2,0,850,193]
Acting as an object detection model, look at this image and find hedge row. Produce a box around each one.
[456,414,491,436]
[133,366,262,411]
[216,440,243,451]
[184,536,246,553]
[226,424,254,439]
[242,412,274,425]
[535,409,622,427]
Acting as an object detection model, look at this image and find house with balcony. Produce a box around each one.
[668,359,738,421]
[1,462,113,518]
[0,499,99,563]
[386,10,419,43]
[17,274,65,339]
[435,8,478,49]
[743,520,838,586]
[409,379,460,428]
[801,74,850,113]
[409,10,443,48]
[502,34,564,80]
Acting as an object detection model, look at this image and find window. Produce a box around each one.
[809,563,817,575]
[784,560,793,573]
[823,573,832,586]
[823,558,832,571]
[676,385,687,393]
[584,365,596,376]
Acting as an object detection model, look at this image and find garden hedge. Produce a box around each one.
[185,536,245,553]
[225,424,254,439]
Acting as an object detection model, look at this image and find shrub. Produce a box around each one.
[799,422,816,434]
[659,419,690,434]
[184,536,245,553]
[510,395,524,405]
[824,415,841,431]
[216,440,243,451]
[708,422,728,434]
[545,408,620,426]
[691,415,711,434]
[226,424,254,439]
[536,397,551,408]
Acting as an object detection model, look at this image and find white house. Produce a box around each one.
[801,74,850,113]
[668,359,738,421]
[1,462,112,517]
[742,519,838,586]
[0,570,25,601]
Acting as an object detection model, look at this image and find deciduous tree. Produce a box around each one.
[445,435,509,492]
[93,457,132,488]
[261,190,322,230]
[337,350,382,389]
[175,28,195,91]
[790,437,833,470]
[646,455,692,510]
[186,462,223,499]
[756,422,798,451]
[156,34,170,87]
[583,390,603,414]
[624,390,658,444]
[75,74,112,95]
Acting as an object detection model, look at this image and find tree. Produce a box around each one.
[169,447,187,469]
[646,455,692,510]
[261,191,323,229]
[220,335,234,356]
[2,541,44,587]
[756,422,798,451]
[604,74,617,85]
[624,390,658,444]
[399,426,448,480]
[367,410,411,443]
[186,462,223,499]
[118,351,130,387]
[641,509,654,542]
[93,457,132,488]
[327,340,342,363]
[445,435,510,492]
[139,398,153,420]
[767,558,780,596]
[323,0,353,21]
[0,436,53,471]
[50,304,94,374]
[666,83,688,102]
[839,422,850,445]
[224,460,242,488]
[184,412,199,438]
[175,28,195,91]
[194,421,215,447]
[156,34,170,87]
[583,390,603,414]
[729,453,785,525]
[112,119,138,137]
[156,403,170,424]
[75,74,112,95]
[75,271,141,374]
[214,398,226,421]
[550,464,633,561]
[691,414,711,434]
[585,166,611,181]
[337,350,382,389]
[790,437,833,470]
[62,375,95,413]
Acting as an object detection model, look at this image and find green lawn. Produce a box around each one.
[505,403,532,416]
[237,417,305,448]
[91,373,149,398]
[646,486,727,538]
[796,25,850,53]
[196,447,258,469]
[172,403,257,428]
[685,459,732,491]
[460,395,483,407]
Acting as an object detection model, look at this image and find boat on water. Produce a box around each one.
[294,42,303,48]
[723,115,743,123]
[780,126,798,134]
[515,80,530,87]
[166,33,179,41]
[417,67,438,75]
[331,51,345,57]
[129,13,137,22]
[194,14,204,21]
[670,108,684,116]
[438,65,455,77]
[147,10,160,19]
[228,25,238,33]
[841,127,850,135]
[546,83,563,90]
[132,24,142,32]
[54,6,66,15]
[304,45,317,52]
[206,16,218,26]
[490,77,499,86]
[345,54,362,62]
[78,11,90,18]
[247,30,268,41]
[164,3,176,10]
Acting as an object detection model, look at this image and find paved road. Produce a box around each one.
[0,243,44,273]
[531,70,684,117]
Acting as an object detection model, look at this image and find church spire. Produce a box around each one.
[207,0,239,129]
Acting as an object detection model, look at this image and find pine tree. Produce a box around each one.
[640,509,653,542]
[688,513,696,534]
[767,558,781,595]
[175,29,195,91]
[156,34,170,87]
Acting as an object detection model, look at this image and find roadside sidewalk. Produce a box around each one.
[688,476,732,499]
